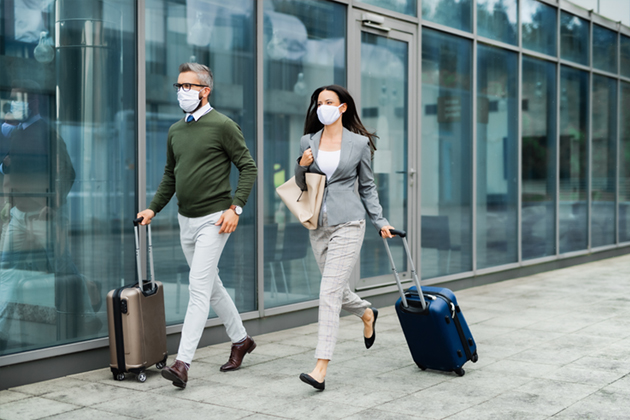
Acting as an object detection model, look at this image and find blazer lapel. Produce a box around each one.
[328,128,354,183]
[308,130,323,174]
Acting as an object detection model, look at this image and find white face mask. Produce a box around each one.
[10,101,29,121]
[317,104,344,126]
[177,89,202,113]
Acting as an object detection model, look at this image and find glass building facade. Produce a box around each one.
[2,0,630,386]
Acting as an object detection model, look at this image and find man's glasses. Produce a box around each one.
[173,83,208,92]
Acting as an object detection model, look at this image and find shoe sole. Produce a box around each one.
[220,341,257,372]
[161,369,186,389]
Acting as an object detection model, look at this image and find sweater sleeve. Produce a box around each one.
[148,134,176,214]
[294,136,309,190]
[221,119,257,207]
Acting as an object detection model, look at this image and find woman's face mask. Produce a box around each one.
[317,104,344,126]
[177,89,202,113]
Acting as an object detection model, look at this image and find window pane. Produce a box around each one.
[361,0,416,16]
[593,25,617,74]
[476,45,518,269]
[422,0,472,33]
[591,75,617,248]
[621,36,630,79]
[560,11,589,66]
[0,0,136,355]
[359,33,408,280]
[522,57,556,260]
[559,67,588,253]
[522,0,557,56]
[620,82,630,242]
[421,29,473,279]
[263,0,346,308]
[477,0,518,45]
[145,0,257,323]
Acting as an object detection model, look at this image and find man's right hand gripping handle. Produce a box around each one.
[136,209,155,225]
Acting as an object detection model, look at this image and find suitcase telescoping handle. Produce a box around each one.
[133,217,156,290]
[380,229,427,311]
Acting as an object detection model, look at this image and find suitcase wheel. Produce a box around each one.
[115,373,125,381]
[156,355,168,370]
[137,372,147,383]
[471,352,479,363]
[454,368,465,377]
[416,363,427,371]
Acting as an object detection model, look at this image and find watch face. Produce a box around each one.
[234,206,243,215]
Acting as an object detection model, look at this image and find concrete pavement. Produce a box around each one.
[2,254,630,419]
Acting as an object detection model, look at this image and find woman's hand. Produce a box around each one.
[380,225,395,238]
[299,148,314,166]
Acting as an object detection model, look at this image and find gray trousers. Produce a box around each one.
[309,214,371,360]
[177,211,247,364]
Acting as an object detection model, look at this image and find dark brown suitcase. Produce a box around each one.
[106,218,167,382]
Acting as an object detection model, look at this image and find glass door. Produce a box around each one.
[351,13,416,290]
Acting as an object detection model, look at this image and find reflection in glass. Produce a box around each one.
[263,0,346,308]
[522,57,556,260]
[145,0,257,322]
[560,11,589,66]
[0,0,137,355]
[477,45,518,269]
[559,67,588,253]
[477,0,518,45]
[360,0,417,17]
[621,36,630,79]
[421,29,472,279]
[422,0,472,33]
[593,25,617,74]
[522,0,556,56]
[620,82,630,242]
[591,76,616,248]
[359,33,408,281]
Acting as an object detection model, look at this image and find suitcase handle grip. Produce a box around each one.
[133,217,144,226]
[379,229,406,238]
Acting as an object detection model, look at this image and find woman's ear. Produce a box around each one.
[340,103,348,114]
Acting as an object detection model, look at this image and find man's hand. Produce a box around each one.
[137,209,156,225]
[216,209,239,234]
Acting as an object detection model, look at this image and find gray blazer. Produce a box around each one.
[294,128,389,230]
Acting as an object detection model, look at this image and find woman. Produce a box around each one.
[295,85,395,391]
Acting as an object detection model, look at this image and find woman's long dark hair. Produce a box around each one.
[303,85,378,155]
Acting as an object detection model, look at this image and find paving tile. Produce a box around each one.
[1,396,78,420]
[10,377,91,396]
[42,382,146,407]
[551,388,630,419]
[39,407,136,420]
[341,408,433,420]
[0,390,30,405]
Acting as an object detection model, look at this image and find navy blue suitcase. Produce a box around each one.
[382,230,478,376]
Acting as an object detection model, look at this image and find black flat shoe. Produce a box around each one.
[299,373,325,391]
[364,307,378,349]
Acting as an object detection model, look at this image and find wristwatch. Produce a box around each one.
[230,204,243,216]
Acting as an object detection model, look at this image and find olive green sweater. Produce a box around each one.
[149,109,257,218]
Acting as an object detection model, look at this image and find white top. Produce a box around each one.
[317,149,341,213]
[186,102,213,122]
[317,149,341,180]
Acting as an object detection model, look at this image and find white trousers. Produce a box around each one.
[176,211,247,364]
[309,215,370,360]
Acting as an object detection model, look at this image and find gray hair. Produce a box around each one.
[179,62,213,91]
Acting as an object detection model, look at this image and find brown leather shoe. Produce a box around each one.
[220,336,256,372]
[161,360,188,389]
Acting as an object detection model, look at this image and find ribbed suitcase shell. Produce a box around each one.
[106,282,167,377]
[395,285,477,375]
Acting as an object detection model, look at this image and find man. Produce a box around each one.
[137,63,257,389]
[0,79,99,354]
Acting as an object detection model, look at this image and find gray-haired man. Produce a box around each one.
[137,63,257,389]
